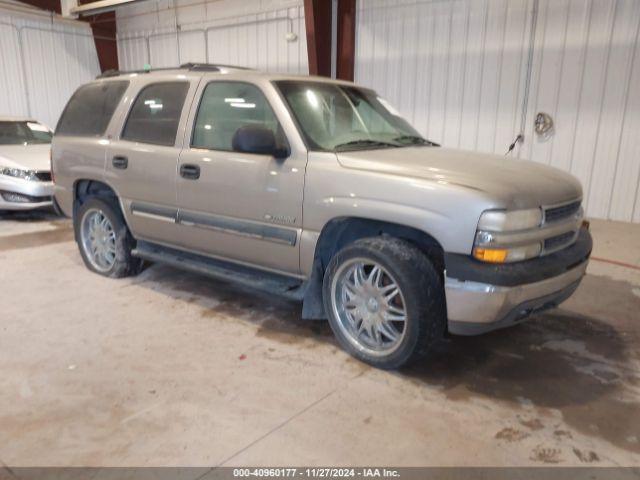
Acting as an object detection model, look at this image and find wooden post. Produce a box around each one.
[303,0,332,77]
[336,0,356,81]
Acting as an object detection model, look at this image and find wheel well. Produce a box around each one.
[73,180,122,217]
[301,217,445,320]
[314,217,445,274]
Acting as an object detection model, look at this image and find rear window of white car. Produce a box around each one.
[0,121,52,145]
[56,81,129,137]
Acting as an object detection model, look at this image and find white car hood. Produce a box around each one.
[0,144,51,171]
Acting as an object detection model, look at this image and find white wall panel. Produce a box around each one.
[116,0,308,74]
[356,0,531,156]
[0,21,29,117]
[355,0,640,222]
[0,8,100,128]
[522,0,640,221]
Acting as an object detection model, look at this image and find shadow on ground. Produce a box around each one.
[0,208,72,252]
[0,207,60,221]
[136,264,640,455]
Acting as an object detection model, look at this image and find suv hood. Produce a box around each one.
[336,146,582,208]
[0,144,51,171]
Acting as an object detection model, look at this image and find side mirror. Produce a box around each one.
[232,125,289,159]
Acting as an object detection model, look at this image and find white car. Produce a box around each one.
[0,116,55,211]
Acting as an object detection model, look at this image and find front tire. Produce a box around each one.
[74,197,142,278]
[323,236,446,369]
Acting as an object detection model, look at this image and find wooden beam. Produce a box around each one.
[303,0,332,77]
[336,0,356,81]
[86,11,118,72]
[16,0,61,13]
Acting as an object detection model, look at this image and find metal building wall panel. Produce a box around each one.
[615,25,640,222]
[355,0,531,156]
[542,0,592,174]
[585,0,640,219]
[116,1,308,74]
[355,0,640,222]
[0,9,100,128]
[178,29,207,64]
[522,0,640,221]
[149,31,179,67]
[0,22,29,118]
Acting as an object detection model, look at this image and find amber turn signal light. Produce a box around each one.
[473,247,508,263]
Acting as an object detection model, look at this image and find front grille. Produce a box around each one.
[544,200,581,223]
[544,231,575,251]
[34,171,52,182]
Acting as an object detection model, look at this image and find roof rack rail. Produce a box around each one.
[96,63,254,79]
[96,66,177,79]
[96,69,125,78]
[179,62,254,71]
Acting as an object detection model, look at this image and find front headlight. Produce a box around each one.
[473,208,543,263]
[0,166,38,181]
[477,208,542,231]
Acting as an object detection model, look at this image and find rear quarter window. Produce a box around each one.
[121,82,190,146]
[55,81,129,137]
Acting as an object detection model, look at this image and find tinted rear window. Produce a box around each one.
[121,82,189,146]
[56,81,129,137]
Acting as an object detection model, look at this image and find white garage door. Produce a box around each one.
[355,0,640,222]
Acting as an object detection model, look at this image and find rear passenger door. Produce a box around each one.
[105,76,199,246]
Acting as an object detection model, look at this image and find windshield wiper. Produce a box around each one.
[334,139,400,151]
[393,135,440,147]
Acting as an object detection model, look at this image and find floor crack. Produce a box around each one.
[211,387,338,470]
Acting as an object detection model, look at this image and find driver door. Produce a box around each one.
[176,80,305,275]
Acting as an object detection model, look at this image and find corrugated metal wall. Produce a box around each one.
[355,0,640,222]
[116,0,308,74]
[0,7,100,128]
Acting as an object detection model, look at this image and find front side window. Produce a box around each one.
[192,82,281,151]
[275,81,432,151]
[56,81,129,137]
[122,82,189,146]
[0,121,52,145]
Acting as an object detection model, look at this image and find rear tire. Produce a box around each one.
[74,197,142,278]
[323,236,446,369]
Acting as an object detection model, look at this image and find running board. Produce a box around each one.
[132,240,306,301]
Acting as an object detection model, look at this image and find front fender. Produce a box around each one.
[300,152,497,276]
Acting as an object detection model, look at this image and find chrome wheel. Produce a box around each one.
[80,208,117,273]
[331,258,407,357]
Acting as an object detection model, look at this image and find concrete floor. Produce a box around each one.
[1,209,639,467]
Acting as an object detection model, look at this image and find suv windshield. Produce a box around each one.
[0,121,52,145]
[275,81,435,152]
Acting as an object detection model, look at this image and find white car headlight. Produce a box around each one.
[477,208,542,231]
[0,166,38,181]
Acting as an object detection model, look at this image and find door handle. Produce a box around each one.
[112,156,128,169]
[180,164,200,180]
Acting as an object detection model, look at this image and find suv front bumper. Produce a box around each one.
[444,227,592,335]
